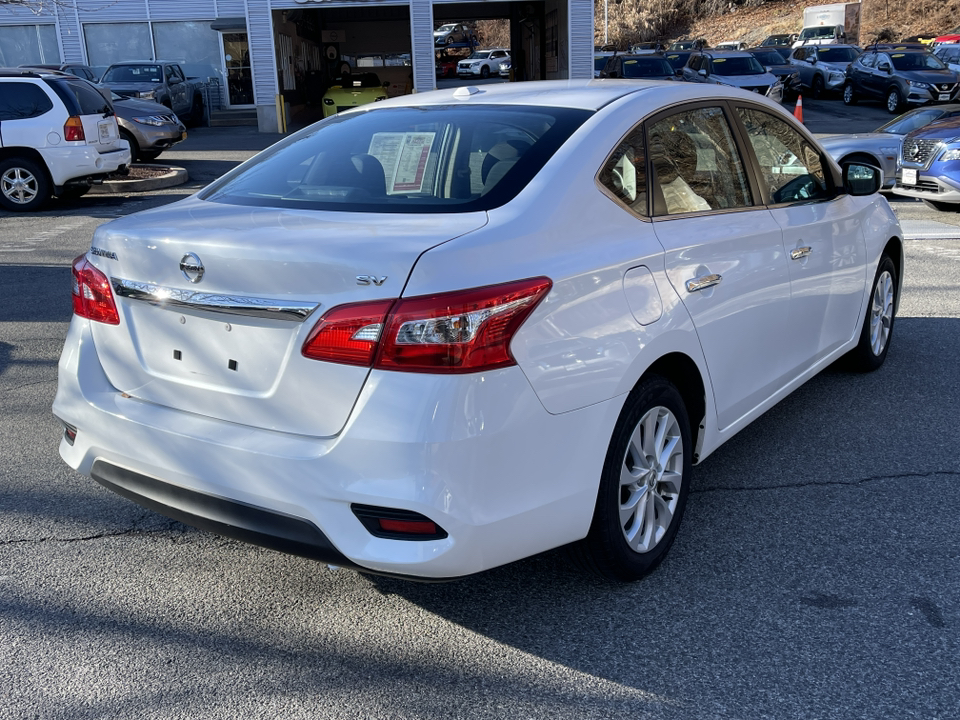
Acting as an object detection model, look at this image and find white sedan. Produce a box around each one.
[54,81,902,581]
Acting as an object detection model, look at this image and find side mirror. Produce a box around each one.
[383,80,390,87]
[698,68,707,76]
[842,162,882,196]
[169,76,182,84]
[674,68,683,76]
[809,57,817,64]
[879,63,891,73]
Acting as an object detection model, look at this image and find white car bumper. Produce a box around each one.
[40,141,131,187]
[53,316,620,579]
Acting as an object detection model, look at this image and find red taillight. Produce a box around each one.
[71,255,119,325]
[64,116,85,142]
[301,277,551,373]
[301,299,394,365]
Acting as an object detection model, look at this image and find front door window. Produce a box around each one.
[223,32,254,106]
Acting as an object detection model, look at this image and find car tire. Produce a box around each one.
[445,37,454,45]
[886,86,904,114]
[120,129,141,163]
[922,199,960,212]
[188,95,205,127]
[480,65,490,79]
[573,375,692,581]
[812,74,825,98]
[846,255,897,372]
[842,82,857,105]
[57,185,91,200]
[138,150,163,162]
[0,157,50,212]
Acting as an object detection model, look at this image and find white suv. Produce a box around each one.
[457,49,510,79]
[0,68,131,212]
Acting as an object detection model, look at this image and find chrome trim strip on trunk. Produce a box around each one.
[110,277,319,322]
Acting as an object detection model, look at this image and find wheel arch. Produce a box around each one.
[882,235,905,315]
[0,147,54,186]
[636,352,707,463]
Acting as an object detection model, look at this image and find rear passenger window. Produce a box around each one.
[599,126,647,215]
[0,82,54,121]
[648,106,752,215]
[48,79,111,116]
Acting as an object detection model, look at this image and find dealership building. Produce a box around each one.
[0,0,594,131]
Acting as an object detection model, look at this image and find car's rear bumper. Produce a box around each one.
[53,316,619,579]
[40,143,132,186]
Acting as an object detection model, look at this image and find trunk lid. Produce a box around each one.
[88,198,487,437]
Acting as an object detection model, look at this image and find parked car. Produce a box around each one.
[933,29,960,48]
[600,54,678,80]
[669,39,707,51]
[435,54,458,78]
[499,58,511,79]
[683,50,785,103]
[843,47,960,113]
[663,51,693,72]
[934,43,960,73]
[320,72,388,118]
[893,114,960,210]
[110,92,186,162]
[433,23,473,46]
[630,42,665,54]
[0,68,130,211]
[18,62,100,83]
[748,48,802,100]
[100,61,205,126]
[789,44,861,97]
[902,34,939,45]
[714,40,748,51]
[594,52,615,77]
[761,34,798,48]
[457,48,509,78]
[819,104,960,189]
[53,81,900,582]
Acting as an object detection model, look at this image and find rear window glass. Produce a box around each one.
[816,47,860,63]
[621,58,673,77]
[709,56,765,75]
[45,78,111,116]
[202,105,592,214]
[0,82,53,120]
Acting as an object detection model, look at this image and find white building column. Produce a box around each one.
[568,0,593,79]
[245,0,282,132]
[409,0,435,93]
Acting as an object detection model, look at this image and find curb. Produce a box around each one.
[90,165,189,194]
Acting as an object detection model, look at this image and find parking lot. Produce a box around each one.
[1,95,959,719]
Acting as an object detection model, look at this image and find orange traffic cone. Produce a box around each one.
[793,95,804,123]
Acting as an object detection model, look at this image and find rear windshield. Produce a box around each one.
[800,27,837,40]
[709,56,765,75]
[621,58,674,77]
[101,64,163,83]
[817,47,859,63]
[202,105,592,214]
[45,78,112,116]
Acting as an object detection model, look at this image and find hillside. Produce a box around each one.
[596,0,960,49]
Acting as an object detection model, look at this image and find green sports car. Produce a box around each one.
[321,73,389,117]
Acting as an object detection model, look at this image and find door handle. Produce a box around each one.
[685,273,722,293]
[791,246,812,260]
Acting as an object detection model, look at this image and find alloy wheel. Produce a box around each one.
[870,270,894,356]
[1,167,39,205]
[619,406,684,553]
[886,90,900,113]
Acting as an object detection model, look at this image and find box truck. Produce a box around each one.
[793,3,861,47]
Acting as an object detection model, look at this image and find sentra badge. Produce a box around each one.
[91,247,118,260]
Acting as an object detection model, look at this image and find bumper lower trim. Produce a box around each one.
[91,459,360,567]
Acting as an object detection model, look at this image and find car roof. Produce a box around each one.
[367,79,781,112]
[699,50,753,58]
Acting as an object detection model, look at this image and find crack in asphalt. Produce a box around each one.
[0,513,184,546]
[3,379,57,392]
[694,469,960,494]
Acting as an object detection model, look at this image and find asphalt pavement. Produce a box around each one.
[1,95,959,719]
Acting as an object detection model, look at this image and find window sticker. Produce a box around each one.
[626,60,638,64]
[714,58,726,62]
[892,53,905,58]
[369,132,437,194]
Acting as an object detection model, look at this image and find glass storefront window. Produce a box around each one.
[84,22,152,72]
[0,25,61,66]
[153,22,223,85]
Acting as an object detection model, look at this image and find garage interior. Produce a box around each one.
[271,2,548,127]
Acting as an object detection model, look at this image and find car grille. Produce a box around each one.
[115,90,138,99]
[936,83,957,93]
[743,85,770,94]
[897,179,941,194]
[156,114,177,124]
[900,137,943,169]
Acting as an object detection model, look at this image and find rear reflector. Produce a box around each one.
[72,254,120,325]
[351,504,448,541]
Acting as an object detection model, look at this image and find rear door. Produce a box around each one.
[647,102,794,431]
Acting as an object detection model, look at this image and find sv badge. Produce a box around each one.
[356,275,388,286]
